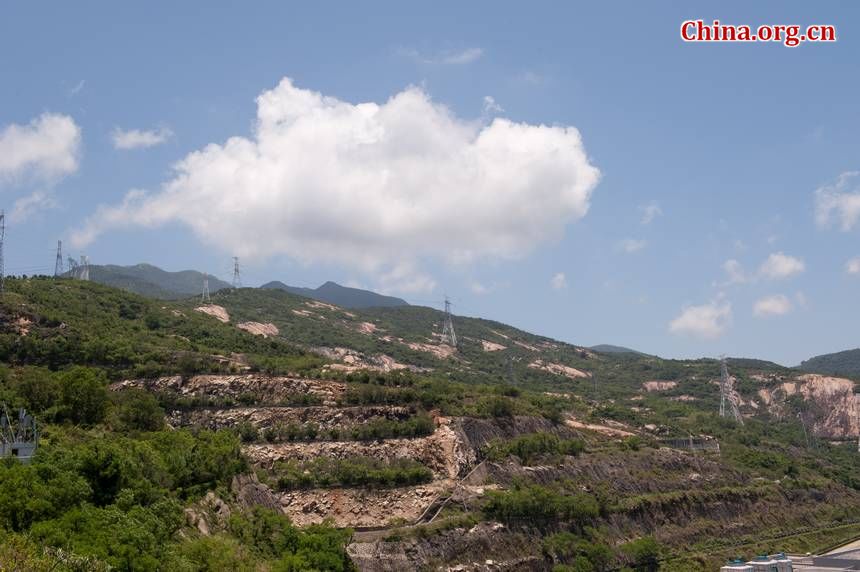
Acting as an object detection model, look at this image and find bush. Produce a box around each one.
[274,457,433,490]
[620,536,661,571]
[111,389,164,432]
[484,484,599,524]
[58,367,109,426]
[485,432,585,465]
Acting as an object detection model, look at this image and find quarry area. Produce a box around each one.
[114,367,860,571]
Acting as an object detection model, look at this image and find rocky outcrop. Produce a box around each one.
[757,374,858,438]
[348,522,545,572]
[528,360,590,379]
[195,304,230,323]
[236,321,279,337]
[278,484,445,527]
[246,422,473,479]
[231,473,280,511]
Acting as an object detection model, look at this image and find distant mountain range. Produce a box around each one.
[79,263,408,309]
[798,348,860,377]
[260,280,408,309]
[589,344,647,356]
[79,264,232,300]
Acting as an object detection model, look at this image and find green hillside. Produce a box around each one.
[261,280,408,309]
[0,277,858,570]
[799,348,860,377]
[80,263,232,300]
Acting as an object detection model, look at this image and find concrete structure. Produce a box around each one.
[788,546,860,571]
[0,406,38,464]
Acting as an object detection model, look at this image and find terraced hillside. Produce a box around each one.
[1,277,860,571]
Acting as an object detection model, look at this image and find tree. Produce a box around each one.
[621,537,660,571]
[58,367,108,426]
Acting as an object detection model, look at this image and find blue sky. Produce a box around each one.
[1,2,859,365]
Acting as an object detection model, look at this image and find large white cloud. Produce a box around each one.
[669,300,732,339]
[0,113,81,183]
[753,294,792,317]
[72,78,601,282]
[815,171,860,230]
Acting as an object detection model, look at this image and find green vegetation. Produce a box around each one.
[799,347,860,378]
[0,277,323,379]
[484,482,600,524]
[273,456,433,490]
[260,414,434,443]
[1,274,859,571]
[484,432,585,465]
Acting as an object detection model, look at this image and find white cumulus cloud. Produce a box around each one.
[669,301,732,340]
[639,202,662,224]
[10,190,59,223]
[112,126,173,150]
[618,238,646,253]
[550,272,568,290]
[0,113,81,183]
[814,171,860,231]
[482,96,503,114]
[753,294,792,317]
[846,257,860,275]
[398,47,484,65]
[72,78,601,289]
[722,259,747,285]
[759,252,805,280]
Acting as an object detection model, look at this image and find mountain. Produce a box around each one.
[260,280,408,309]
[80,263,232,299]
[3,277,860,571]
[799,348,860,377]
[589,343,646,355]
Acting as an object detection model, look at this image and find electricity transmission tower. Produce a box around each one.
[201,272,211,303]
[441,296,457,348]
[54,240,64,277]
[67,257,79,278]
[0,211,5,293]
[719,356,744,425]
[232,257,241,288]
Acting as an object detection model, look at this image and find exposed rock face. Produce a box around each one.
[481,340,507,352]
[458,416,579,452]
[757,374,858,438]
[347,522,544,572]
[195,304,230,323]
[171,405,414,433]
[316,347,414,372]
[236,321,279,337]
[406,341,457,359]
[245,422,473,479]
[642,380,678,391]
[111,374,346,406]
[564,416,634,438]
[278,484,445,527]
[528,360,589,379]
[231,473,280,511]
